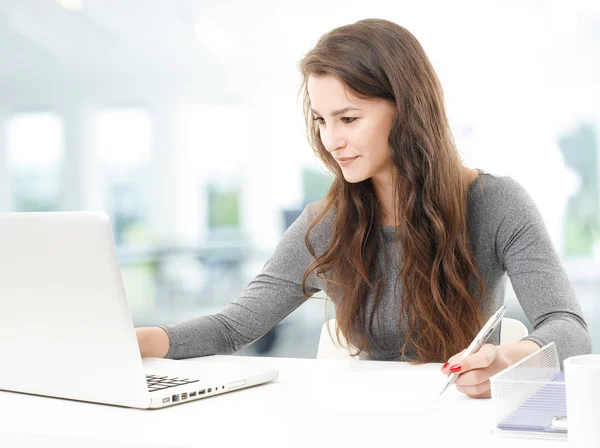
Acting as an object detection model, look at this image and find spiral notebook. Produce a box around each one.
[490,342,568,440]
[496,371,567,434]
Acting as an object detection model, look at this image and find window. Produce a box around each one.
[558,123,600,259]
[302,167,333,204]
[95,109,152,245]
[207,184,240,229]
[179,104,249,236]
[7,112,64,212]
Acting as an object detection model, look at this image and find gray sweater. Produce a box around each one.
[159,171,592,364]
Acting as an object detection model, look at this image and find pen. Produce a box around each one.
[439,305,507,396]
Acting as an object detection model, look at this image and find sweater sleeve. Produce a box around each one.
[158,203,322,359]
[493,177,592,365]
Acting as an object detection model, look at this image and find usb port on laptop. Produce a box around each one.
[190,392,197,397]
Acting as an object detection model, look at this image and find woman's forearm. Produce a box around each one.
[136,327,170,358]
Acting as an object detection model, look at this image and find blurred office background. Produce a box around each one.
[0,0,598,357]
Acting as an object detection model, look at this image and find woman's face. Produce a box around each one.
[307,74,396,185]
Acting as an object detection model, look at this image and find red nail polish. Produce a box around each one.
[442,363,449,369]
[449,364,462,373]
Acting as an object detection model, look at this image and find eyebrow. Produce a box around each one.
[310,106,361,117]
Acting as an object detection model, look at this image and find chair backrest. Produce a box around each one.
[316,319,354,360]
[499,317,529,345]
[316,317,529,360]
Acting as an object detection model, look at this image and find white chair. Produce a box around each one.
[500,317,529,345]
[316,317,529,360]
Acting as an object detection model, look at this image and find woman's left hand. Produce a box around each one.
[440,343,510,399]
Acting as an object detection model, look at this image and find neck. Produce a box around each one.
[370,169,396,226]
[371,167,478,227]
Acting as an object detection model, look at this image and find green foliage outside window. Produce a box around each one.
[558,123,600,258]
[12,170,60,212]
[208,185,240,228]
[302,167,333,203]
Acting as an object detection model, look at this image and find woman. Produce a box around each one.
[136,19,591,398]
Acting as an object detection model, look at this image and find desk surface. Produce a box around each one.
[0,355,563,448]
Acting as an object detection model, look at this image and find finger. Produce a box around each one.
[456,352,511,388]
[461,387,491,399]
[461,344,497,372]
[470,390,491,399]
[451,344,498,374]
[456,380,491,398]
[454,364,495,387]
[440,349,466,373]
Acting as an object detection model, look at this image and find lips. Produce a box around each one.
[336,156,359,162]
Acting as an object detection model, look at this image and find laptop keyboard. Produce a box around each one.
[146,374,199,393]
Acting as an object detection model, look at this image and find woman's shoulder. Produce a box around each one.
[304,197,332,220]
[473,170,535,208]
[472,170,543,227]
[301,198,336,245]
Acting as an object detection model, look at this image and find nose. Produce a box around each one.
[320,127,346,153]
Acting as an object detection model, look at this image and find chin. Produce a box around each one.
[342,172,369,183]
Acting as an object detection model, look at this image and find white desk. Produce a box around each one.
[0,356,563,448]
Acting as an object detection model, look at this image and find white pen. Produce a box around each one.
[439,305,507,396]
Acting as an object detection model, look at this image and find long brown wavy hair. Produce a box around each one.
[298,19,486,363]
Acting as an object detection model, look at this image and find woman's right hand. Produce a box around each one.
[135,327,170,359]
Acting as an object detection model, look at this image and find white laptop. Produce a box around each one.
[0,211,278,409]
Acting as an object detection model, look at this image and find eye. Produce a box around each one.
[312,116,358,125]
